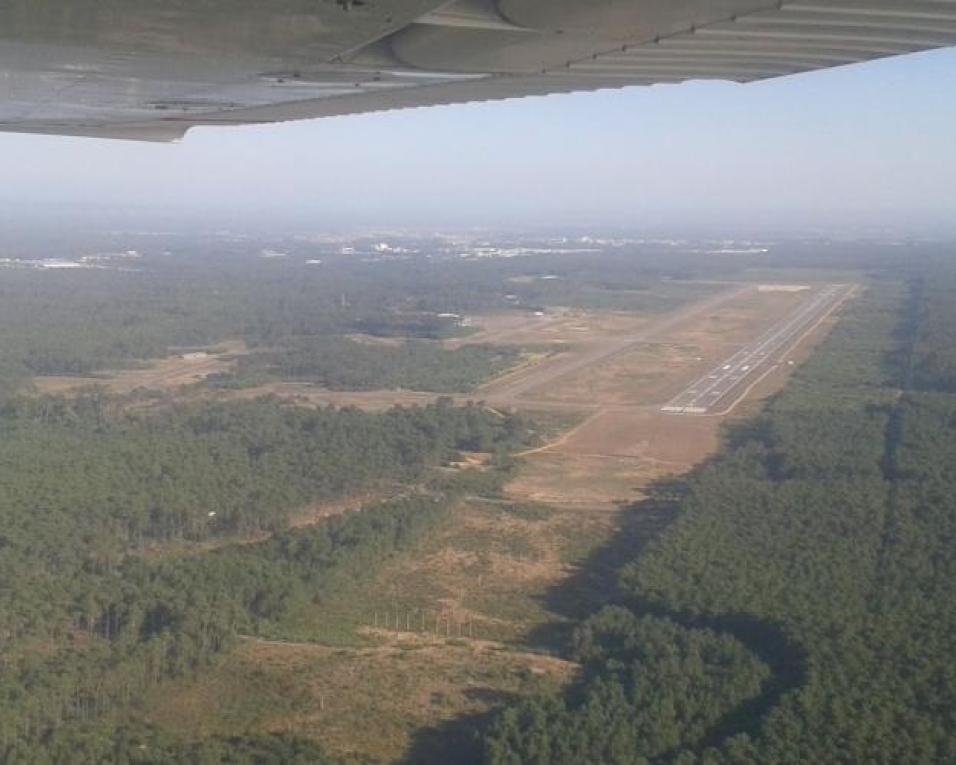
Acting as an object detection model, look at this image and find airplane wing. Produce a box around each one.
[2,0,955,141]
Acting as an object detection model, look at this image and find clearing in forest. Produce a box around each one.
[143,280,856,764]
[32,340,246,395]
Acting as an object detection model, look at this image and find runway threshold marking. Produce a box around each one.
[661,284,852,416]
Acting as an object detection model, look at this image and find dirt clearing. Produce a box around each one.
[143,634,573,765]
[86,282,855,763]
[33,341,245,395]
[502,285,841,510]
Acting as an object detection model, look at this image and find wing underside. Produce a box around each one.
[2,0,955,140]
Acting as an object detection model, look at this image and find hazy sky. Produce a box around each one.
[2,46,954,235]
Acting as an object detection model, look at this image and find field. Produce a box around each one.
[14,227,956,765]
[117,279,856,763]
[478,272,956,764]
[32,341,245,395]
[499,282,848,508]
[143,634,573,765]
[26,278,850,541]
[132,494,602,763]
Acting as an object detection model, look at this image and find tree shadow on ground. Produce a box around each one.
[401,708,496,765]
[400,474,690,765]
[402,433,808,763]
[523,474,689,652]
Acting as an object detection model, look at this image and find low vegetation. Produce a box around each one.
[0,245,735,398]
[483,270,956,763]
[4,237,956,763]
[212,335,522,393]
[0,393,531,762]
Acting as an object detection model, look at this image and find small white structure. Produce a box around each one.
[39,259,85,269]
[181,351,208,361]
[758,284,811,293]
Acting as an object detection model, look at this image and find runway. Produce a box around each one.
[661,284,851,415]
[477,283,754,405]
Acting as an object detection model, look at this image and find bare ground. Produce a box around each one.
[75,283,855,763]
[504,284,854,509]
[33,340,246,395]
[143,633,574,765]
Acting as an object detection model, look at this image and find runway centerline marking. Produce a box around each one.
[661,284,852,416]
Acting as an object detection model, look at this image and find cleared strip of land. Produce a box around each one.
[661,284,852,415]
[477,284,753,406]
[129,280,859,764]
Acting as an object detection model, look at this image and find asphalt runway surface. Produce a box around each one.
[661,284,851,415]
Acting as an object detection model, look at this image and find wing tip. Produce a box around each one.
[0,121,191,143]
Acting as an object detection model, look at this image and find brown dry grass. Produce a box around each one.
[502,286,849,512]
[138,493,601,762]
[143,634,574,765]
[451,309,654,350]
[137,489,623,762]
[32,340,246,396]
[135,284,852,763]
[662,291,805,351]
[528,343,700,406]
